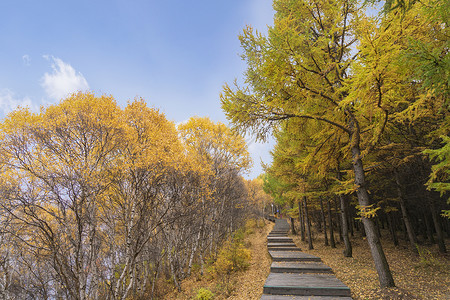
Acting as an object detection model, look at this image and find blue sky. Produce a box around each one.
[0,0,275,179]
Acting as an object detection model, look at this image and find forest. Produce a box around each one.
[0,0,448,299]
[0,94,261,299]
[221,0,448,291]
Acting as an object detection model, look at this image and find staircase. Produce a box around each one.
[261,219,352,299]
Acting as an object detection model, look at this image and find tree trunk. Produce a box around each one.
[339,194,352,257]
[303,196,313,250]
[424,211,436,244]
[327,199,336,248]
[320,197,329,246]
[351,138,395,288]
[298,199,306,241]
[349,208,354,237]
[334,197,343,243]
[188,229,202,276]
[376,218,382,238]
[290,216,297,235]
[429,196,447,253]
[394,169,418,253]
[336,167,353,257]
[387,213,399,246]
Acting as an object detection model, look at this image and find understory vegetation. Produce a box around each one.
[164,218,270,300]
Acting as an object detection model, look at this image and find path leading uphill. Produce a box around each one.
[260,219,352,299]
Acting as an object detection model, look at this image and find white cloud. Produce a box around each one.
[22,54,31,66]
[0,89,33,115]
[41,56,89,101]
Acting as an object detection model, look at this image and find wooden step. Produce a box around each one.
[269,248,302,252]
[261,295,353,299]
[269,251,321,262]
[268,247,302,252]
[270,261,332,273]
[268,243,297,248]
[267,237,294,243]
[263,273,351,297]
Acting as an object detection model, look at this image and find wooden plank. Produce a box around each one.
[263,273,351,297]
[268,243,297,248]
[261,295,353,300]
[269,247,302,252]
[271,261,332,273]
[269,251,321,262]
[267,237,294,243]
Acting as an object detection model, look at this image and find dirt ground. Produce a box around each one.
[292,231,450,300]
[165,221,449,299]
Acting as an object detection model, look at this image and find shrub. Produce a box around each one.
[214,234,251,276]
[196,288,214,300]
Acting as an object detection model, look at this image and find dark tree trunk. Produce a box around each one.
[304,196,313,250]
[339,194,352,257]
[387,213,398,246]
[349,209,354,237]
[290,216,297,235]
[376,218,382,238]
[394,169,418,253]
[327,199,336,248]
[316,210,323,233]
[320,197,329,246]
[360,220,366,237]
[429,196,447,253]
[424,211,435,244]
[334,197,343,243]
[351,138,395,288]
[298,199,306,241]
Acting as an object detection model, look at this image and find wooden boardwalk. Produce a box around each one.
[261,219,352,299]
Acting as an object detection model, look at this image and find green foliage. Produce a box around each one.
[195,288,214,300]
[425,136,450,194]
[425,135,450,217]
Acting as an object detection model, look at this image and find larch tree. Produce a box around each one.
[221,0,396,287]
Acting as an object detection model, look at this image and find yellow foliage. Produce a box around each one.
[178,116,252,175]
[356,204,381,219]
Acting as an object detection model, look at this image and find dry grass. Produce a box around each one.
[292,231,450,300]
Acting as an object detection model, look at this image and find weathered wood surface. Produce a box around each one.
[267,237,294,243]
[261,219,352,299]
[270,262,332,273]
[269,251,322,262]
[261,295,353,300]
[268,243,297,248]
[269,247,303,252]
[263,273,351,296]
